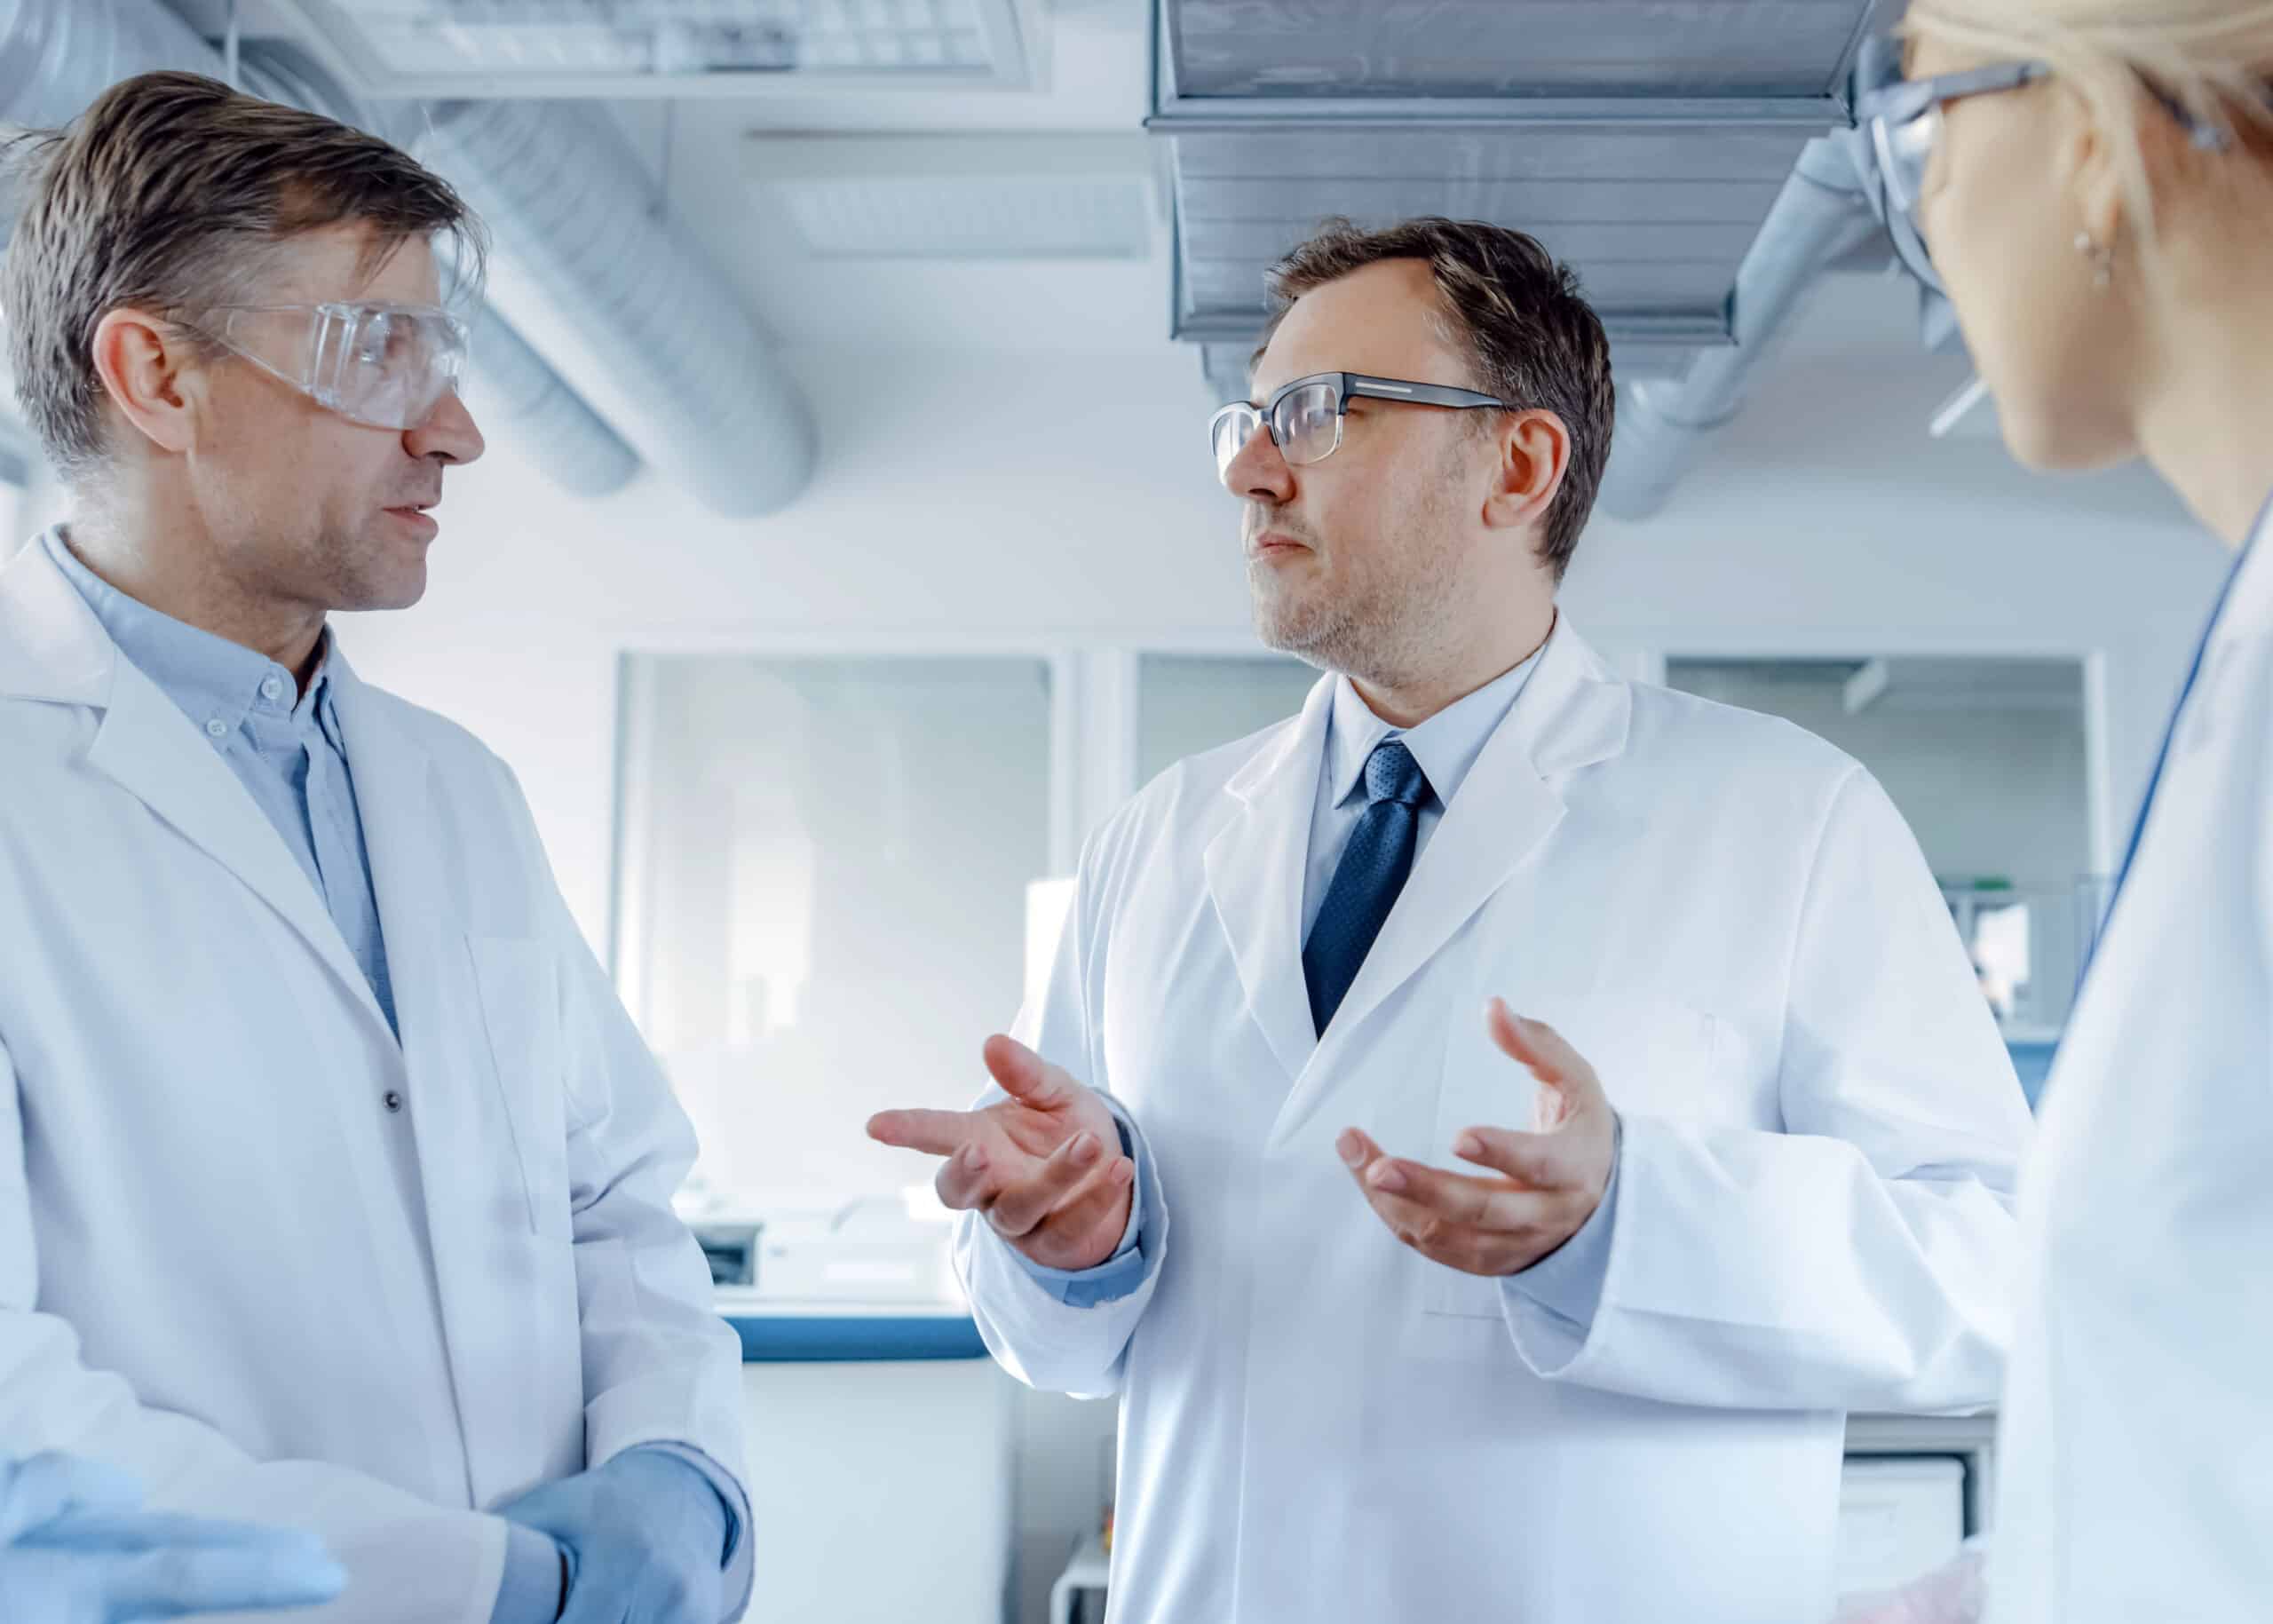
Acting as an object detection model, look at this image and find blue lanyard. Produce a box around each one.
[2080,491,2273,984]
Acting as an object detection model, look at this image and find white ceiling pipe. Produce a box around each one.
[422,96,816,519]
[0,0,641,500]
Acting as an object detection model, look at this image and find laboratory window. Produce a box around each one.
[613,654,1053,1203]
[1136,653,1319,786]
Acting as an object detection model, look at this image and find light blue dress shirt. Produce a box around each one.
[1015,643,1622,1327]
[45,528,747,1624]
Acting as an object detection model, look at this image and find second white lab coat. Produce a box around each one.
[1986,503,2273,1624]
[0,535,748,1624]
[958,618,2031,1624]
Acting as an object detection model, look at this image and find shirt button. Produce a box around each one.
[260,676,284,702]
[384,1090,405,1114]
[204,717,227,740]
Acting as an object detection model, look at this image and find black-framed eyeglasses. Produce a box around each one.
[1857,50,2269,293]
[1208,371,1507,482]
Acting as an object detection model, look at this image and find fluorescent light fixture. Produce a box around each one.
[749,133,1159,259]
[262,0,1038,97]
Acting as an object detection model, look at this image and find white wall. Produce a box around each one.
[318,333,2228,1624]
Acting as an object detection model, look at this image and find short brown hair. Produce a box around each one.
[1,70,486,481]
[1257,217,1615,581]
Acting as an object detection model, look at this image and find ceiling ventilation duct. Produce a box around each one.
[1147,0,1918,506]
[1596,135,1882,521]
[1147,0,1878,380]
[0,0,641,500]
[419,95,817,519]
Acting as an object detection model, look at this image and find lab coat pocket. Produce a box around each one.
[466,932,571,1237]
[1422,990,1718,1320]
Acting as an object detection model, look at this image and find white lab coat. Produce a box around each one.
[959,618,2031,1624]
[1986,504,2273,1624]
[0,535,748,1624]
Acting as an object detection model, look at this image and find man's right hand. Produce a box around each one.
[867,1035,1135,1272]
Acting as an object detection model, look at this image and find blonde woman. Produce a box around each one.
[1840,4,2273,1621]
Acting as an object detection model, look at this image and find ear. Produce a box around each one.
[2054,77,2144,260]
[89,306,210,457]
[1480,408,1572,535]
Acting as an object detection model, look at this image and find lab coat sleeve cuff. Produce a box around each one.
[490,1522,566,1624]
[1002,1104,1150,1308]
[1500,1116,1621,1334]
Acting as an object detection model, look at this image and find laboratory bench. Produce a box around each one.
[718,1295,1010,1624]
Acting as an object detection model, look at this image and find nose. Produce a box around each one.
[405,386,486,466]
[1223,418,1295,504]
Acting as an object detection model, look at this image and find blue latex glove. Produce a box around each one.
[0,1452,346,1622]
[495,1449,727,1624]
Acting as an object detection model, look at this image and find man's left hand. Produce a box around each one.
[1338,998,1618,1277]
[497,1448,727,1624]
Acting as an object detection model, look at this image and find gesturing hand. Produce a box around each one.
[867,1035,1135,1272]
[1338,999,1619,1277]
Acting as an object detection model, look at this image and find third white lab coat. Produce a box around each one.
[1986,503,2273,1624]
[0,535,748,1624]
[958,618,2032,1624]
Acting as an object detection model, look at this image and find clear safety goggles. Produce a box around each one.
[194,300,471,430]
[1856,51,2264,295]
[1856,59,2052,294]
[1209,370,1507,483]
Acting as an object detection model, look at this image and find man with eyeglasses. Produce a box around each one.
[871,218,2031,1623]
[0,74,748,1624]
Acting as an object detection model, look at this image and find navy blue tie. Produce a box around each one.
[1303,740,1430,1035]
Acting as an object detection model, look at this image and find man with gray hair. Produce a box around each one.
[0,72,749,1624]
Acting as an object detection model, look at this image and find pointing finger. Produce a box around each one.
[867,1107,983,1158]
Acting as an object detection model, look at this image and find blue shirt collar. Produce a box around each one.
[1325,622,1551,812]
[41,526,341,742]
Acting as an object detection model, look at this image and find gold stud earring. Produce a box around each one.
[2074,229,2113,290]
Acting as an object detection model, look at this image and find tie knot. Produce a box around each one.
[1364,739,1429,809]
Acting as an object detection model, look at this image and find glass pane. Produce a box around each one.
[617,654,1051,1206]
[1137,654,1322,787]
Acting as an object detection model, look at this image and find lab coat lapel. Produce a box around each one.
[1271,622,1631,1143]
[324,662,472,1151]
[1203,675,1337,1086]
[0,540,400,1046]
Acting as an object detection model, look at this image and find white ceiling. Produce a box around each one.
[606,0,1176,356]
